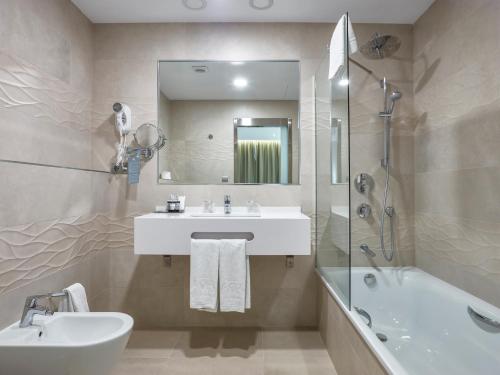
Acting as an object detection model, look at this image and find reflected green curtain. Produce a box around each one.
[235,140,281,183]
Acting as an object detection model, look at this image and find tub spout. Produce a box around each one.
[360,244,376,258]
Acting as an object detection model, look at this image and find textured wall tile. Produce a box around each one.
[414,0,500,307]
[0,214,127,295]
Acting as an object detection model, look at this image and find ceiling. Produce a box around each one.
[71,0,434,24]
[159,61,300,100]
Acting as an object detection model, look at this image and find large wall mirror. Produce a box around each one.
[157,61,300,185]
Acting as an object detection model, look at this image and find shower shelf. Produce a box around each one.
[134,206,311,256]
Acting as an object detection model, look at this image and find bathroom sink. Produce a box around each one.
[190,207,261,217]
[0,312,133,375]
[135,206,311,256]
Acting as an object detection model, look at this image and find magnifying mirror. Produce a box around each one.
[134,123,166,152]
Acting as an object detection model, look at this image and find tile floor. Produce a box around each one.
[112,329,338,375]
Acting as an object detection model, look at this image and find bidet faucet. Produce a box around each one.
[19,292,67,328]
[20,297,52,328]
[224,195,231,214]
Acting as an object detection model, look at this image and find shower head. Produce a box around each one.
[388,90,402,114]
[360,33,401,60]
[390,90,402,102]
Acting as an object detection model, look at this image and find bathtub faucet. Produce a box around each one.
[360,244,376,258]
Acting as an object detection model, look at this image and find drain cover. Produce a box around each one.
[376,333,388,342]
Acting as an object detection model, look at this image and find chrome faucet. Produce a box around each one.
[19,292,67,328]
[224,195,231,214]
[360,244,376,258]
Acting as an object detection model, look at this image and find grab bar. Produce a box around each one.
[191,232,254,241]
[354,306,372,328]
[468,305,500,328]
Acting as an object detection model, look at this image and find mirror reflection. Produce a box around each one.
[157,61,300,185]
[330,73,349,184]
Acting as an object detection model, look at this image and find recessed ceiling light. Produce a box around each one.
[233,78,248,88]
[182,0,207,10]
[249,0,274,10]
[338,79,349,87]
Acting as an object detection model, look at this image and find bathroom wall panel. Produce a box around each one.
[413,0,500,307]
[0,0,104,327]
[318,284,387,375]
[99,248,317,328]
[345,24,416,268]
[0,0,93,169]
[91,23,331,327]
[0,249,109,329]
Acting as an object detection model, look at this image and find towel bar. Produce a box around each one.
[162,254,295,268]
[190,232,255,241]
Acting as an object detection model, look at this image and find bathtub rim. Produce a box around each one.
[316,267,409,375]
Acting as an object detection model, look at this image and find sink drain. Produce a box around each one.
[376,333,387,342]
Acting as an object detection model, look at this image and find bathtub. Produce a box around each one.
[318,267,500,375]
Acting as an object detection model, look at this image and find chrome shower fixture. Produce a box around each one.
[360,33,401,60]
[378,77,401,263]
[387,90,402,115]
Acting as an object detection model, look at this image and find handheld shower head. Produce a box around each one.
[388,90,402,114]
[390,90,402,102]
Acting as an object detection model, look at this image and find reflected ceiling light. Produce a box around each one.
[182,0,207,10]
[233,77,248,88]
[241,118,252,126]
[338,79,349,86]
[249,0,274,10]
[231,61,245,65]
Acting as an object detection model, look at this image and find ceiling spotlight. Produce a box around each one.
[182,0,207,10]
[249,0,274,10]
[338,79,349,87]
[233,78,248,88]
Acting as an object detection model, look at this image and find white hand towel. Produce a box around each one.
[64,283,90,312]
[190,239,220,312]
[328,14,358,80]
[219,239,250,313]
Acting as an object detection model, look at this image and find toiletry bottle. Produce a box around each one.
[224,195,231,214]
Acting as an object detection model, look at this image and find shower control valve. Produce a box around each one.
[357,203,372,219]
[354,173,373,194]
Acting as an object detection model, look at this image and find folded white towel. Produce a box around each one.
[190,239,220,312]
[64,283,90,312]
[219,239,250,313]
[328,14,358,80]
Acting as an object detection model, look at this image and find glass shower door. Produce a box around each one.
[315,15,351,307]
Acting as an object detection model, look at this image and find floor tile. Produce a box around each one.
[113,330,337,375]
[123,330,183,359]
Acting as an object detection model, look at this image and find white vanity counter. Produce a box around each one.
[134,206,311,256]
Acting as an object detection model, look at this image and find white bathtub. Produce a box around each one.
[318,267,500,375]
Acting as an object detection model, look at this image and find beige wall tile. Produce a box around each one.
[90,22,334,328]
[413,0,500,307]
[318,283,387,375]
[0,0,102,328]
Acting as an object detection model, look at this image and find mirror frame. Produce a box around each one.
[156,59,301,185]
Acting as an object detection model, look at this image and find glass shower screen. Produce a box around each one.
[315,15,351,307]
